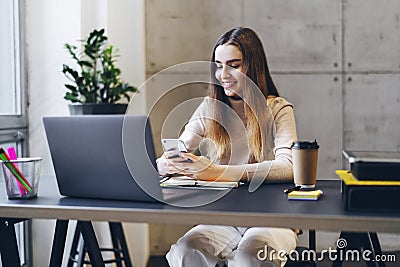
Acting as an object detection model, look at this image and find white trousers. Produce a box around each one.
[166,225,298,267]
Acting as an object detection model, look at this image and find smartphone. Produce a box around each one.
[161,139,188,158]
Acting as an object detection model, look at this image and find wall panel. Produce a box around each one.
[343,74,400,151]
[276,74,343,179]
[344,0,400,72]
[145,0,242,74]
[244,0,342,72]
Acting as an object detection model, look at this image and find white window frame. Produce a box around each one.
[0,1,30,267]
[0,0,28,130]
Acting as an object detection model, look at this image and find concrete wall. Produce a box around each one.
[145,0,400,254]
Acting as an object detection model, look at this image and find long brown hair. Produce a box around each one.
[206,27,279,162]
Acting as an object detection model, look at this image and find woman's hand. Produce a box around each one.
[159,152,245,182]
[167,152,225,181]
[156,154,182,176]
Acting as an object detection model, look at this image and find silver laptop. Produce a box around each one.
[43,115,163,202]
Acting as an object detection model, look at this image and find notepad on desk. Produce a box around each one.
[288,189,323,201]
[160,176,240,189]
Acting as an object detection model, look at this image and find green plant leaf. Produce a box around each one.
[64,84,77,91]
[64,92,81,103]
[78,60,93,68]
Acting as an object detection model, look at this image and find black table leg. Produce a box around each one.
[369,232,386,267]
[309,229,316,267]
[111,222,133,267]
[109,222,123,267]
[0,218,22,267]
[78,221,105,267]
[49,220,69,267]
[332,232,379,267]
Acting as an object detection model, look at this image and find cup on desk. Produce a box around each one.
[1,157,42,199]
[291,140,319,189]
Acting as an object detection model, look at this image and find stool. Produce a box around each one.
[67,221,132,267]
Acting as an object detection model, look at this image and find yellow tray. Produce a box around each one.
[336,170,400,186]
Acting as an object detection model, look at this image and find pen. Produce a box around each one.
[284,185,301,194]
[8,147,18,160]
[160,176,172,183]
[7,146,25,195]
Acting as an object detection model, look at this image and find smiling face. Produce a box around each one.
[214,44,244,98]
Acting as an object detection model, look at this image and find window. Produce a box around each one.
[0,0,28,140]
[0,0,30,266]
[0,0,20,114]
[0,0,27,125]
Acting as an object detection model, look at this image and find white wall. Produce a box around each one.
[26,1,80,265]
[26,0,148,266]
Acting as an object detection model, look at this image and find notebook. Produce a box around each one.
[43,115,163,202]
[160,176,239,189]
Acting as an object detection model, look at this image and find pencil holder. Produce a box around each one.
[1,157,42,199]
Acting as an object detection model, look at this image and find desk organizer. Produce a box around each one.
[336,170,400,212]
[1,157,42,199]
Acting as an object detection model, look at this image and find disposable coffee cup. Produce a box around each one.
[291,140,319,189]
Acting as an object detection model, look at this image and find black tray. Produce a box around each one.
[343,150,400,181]
[351,161,400,181]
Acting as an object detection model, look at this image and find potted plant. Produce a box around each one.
[62,29,138,115]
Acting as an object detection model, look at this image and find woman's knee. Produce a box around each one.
[166,239,195,267]
[168,236,198,257]
[167,237,220,267]
[233,228,297,266]
[239,228,297,252]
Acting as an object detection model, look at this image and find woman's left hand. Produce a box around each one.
[168,152,224,181]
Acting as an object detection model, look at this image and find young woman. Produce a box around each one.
[157,27,298,267]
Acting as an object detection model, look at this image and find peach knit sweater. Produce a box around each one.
[179,96,297,183]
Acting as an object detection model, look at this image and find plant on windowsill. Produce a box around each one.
[62,29,138,115]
